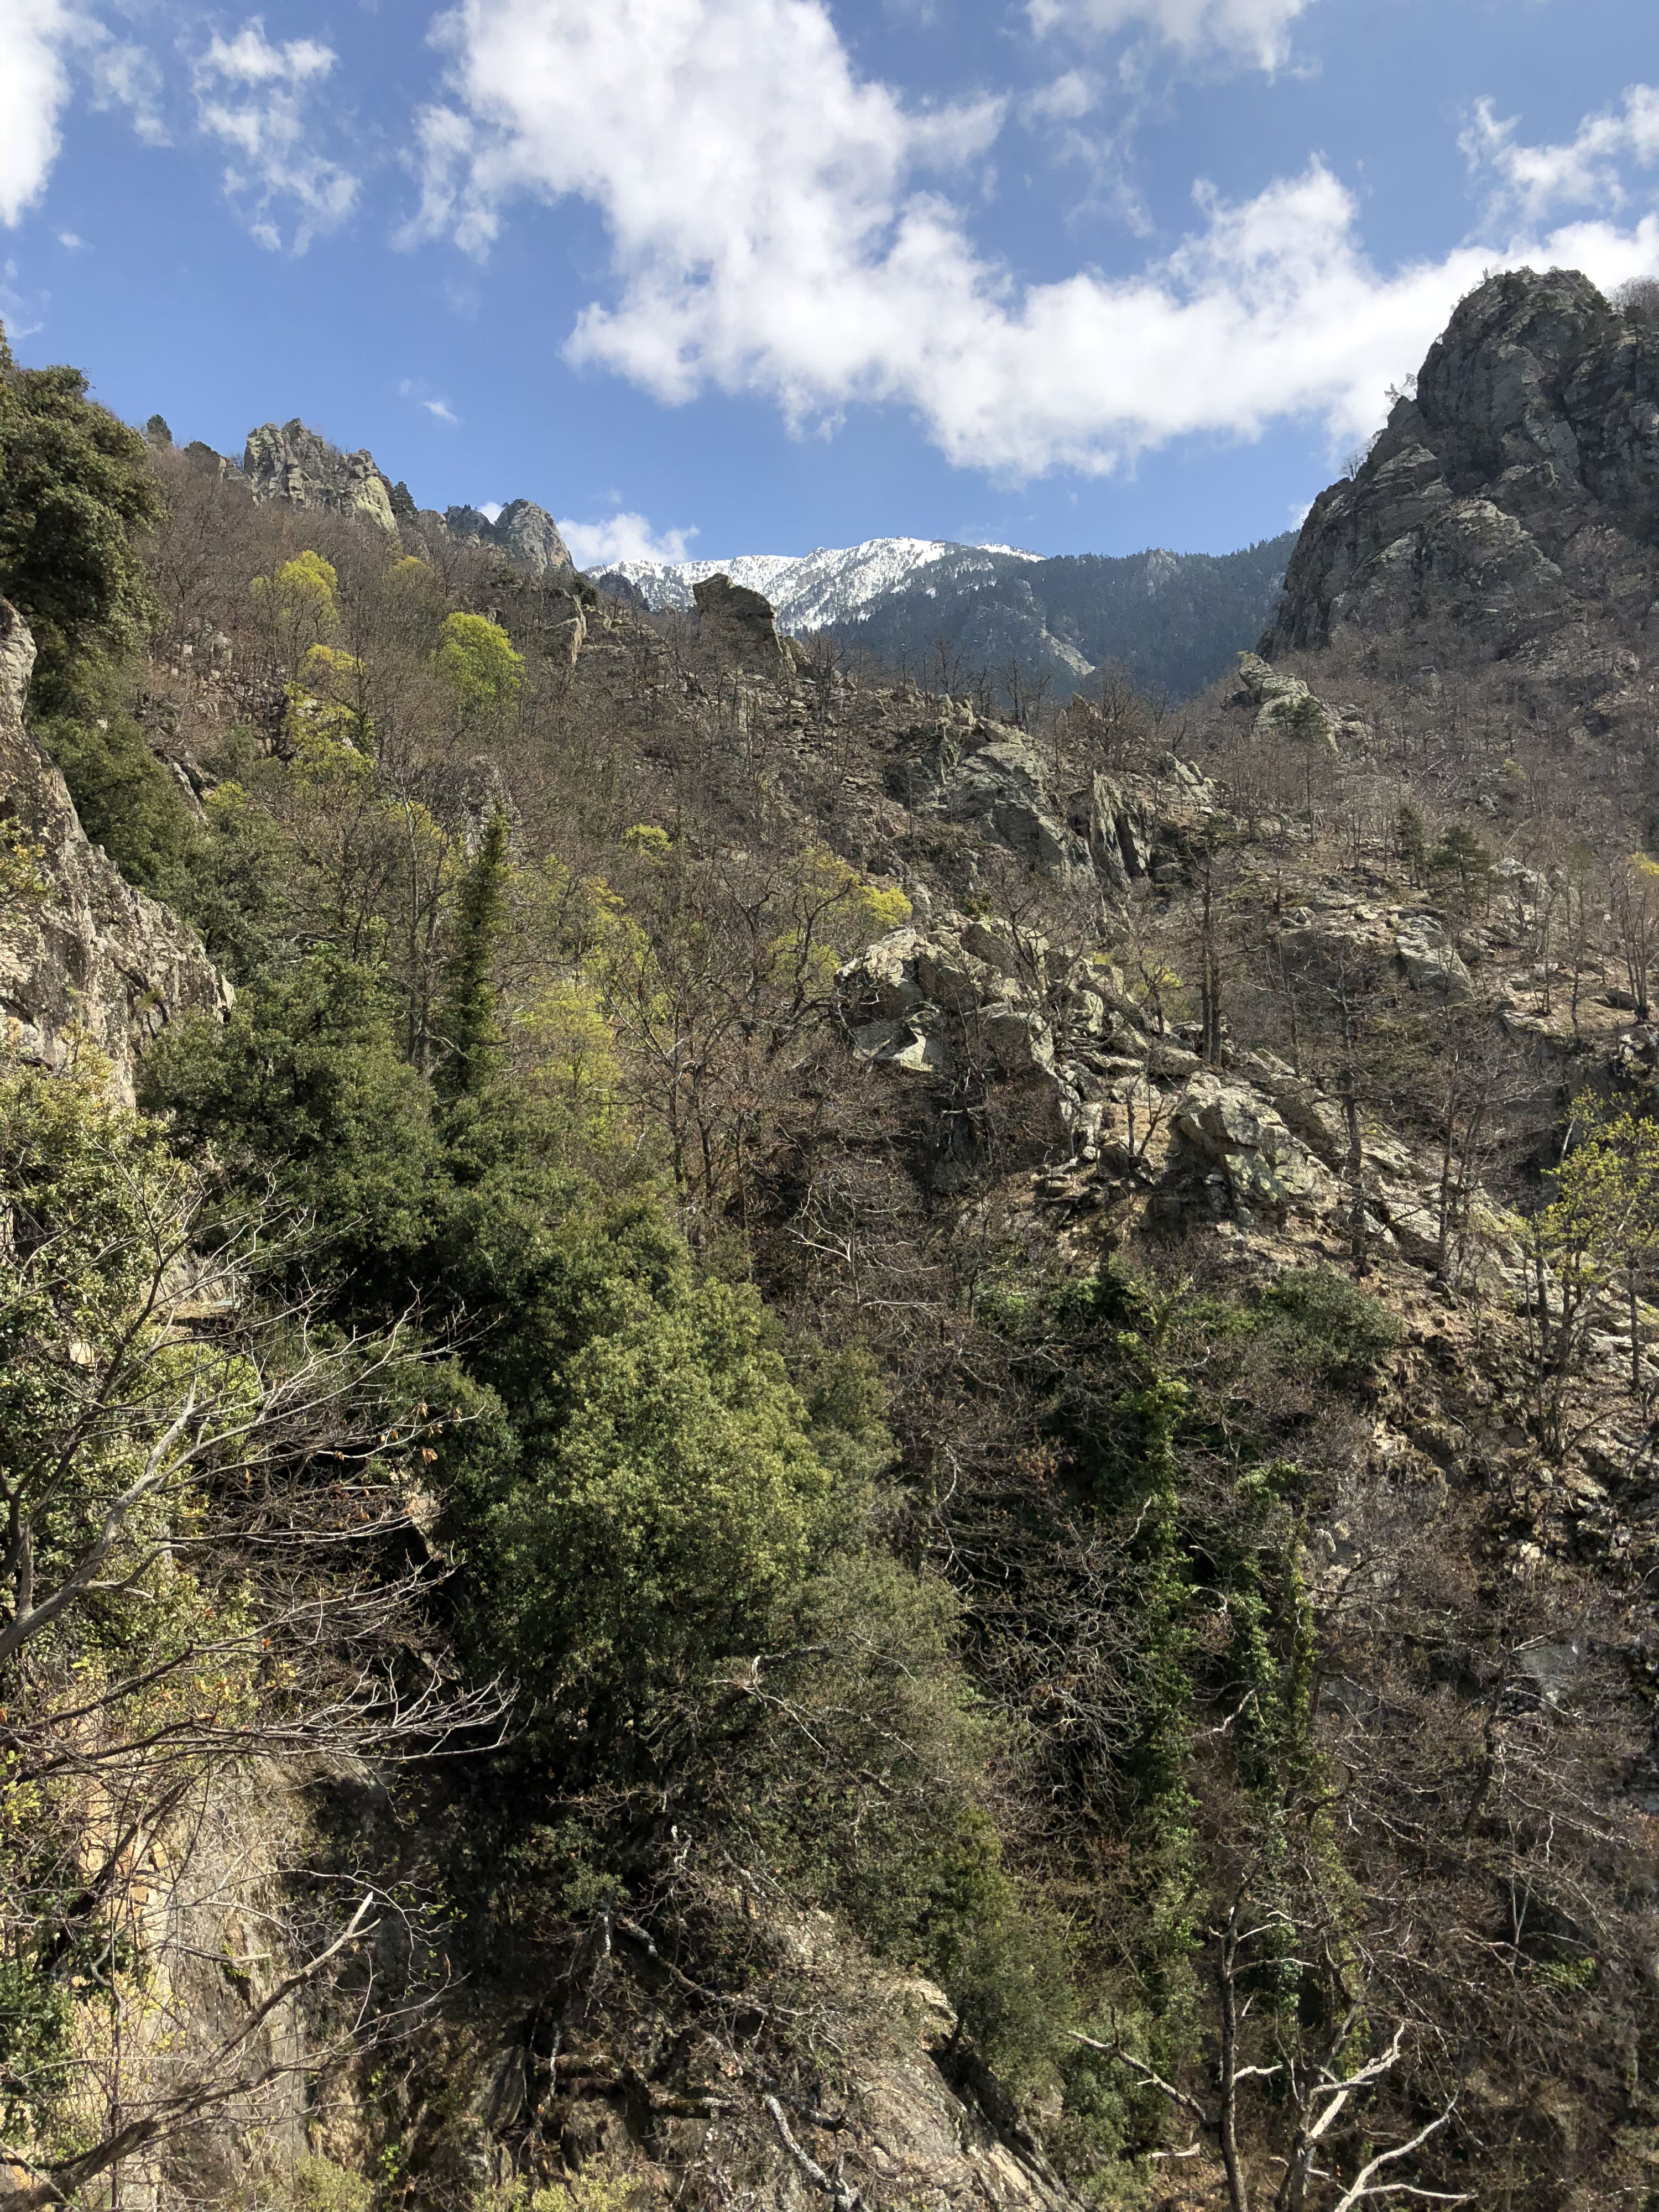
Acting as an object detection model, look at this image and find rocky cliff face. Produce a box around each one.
[0,600,231,1098]
[242,426,575,581]
[243,419,399,536]
[443,498,576,579]
[693,570,797,674]
[1266,268,1659,656]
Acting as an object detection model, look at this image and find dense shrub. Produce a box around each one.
[1251,1265,1401,1383]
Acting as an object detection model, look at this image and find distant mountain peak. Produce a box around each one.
[591,536,1041,631]
[592,531,1293,702]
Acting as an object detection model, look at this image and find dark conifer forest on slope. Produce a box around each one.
[6,271,1659,2212]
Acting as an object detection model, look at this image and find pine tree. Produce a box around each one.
[437,807,509,1098]
[1395,804,1427,883]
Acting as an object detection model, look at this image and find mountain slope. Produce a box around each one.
[597,533,1294,701]
[841,535,1295,700]
[593,536,1034,628]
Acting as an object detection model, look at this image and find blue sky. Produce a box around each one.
[3,0,1657,565]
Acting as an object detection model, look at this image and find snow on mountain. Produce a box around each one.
[591,536,1041,633]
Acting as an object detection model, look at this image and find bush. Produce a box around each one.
[1251,1267,1400,1384]
[723,1552,1074,2086]
[0,330,161,705]
[291,2159,374,2212]
[459,1267,838,1711]
[36,694,197,897]
[139,951,445,1288]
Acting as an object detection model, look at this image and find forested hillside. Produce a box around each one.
[816,537,1296,703]
[3,271,1659,2212]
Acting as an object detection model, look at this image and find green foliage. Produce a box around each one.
[0,326,163,706]
[0,1063,266,1697]
[291,2159,374,2212]
[437,809,509,1099]
[34,674,198,898]
[140,952,444,1285]
[174,770,293,980]
[1250,1267,1401,1384]
[1427,821,1494,909]
[787,1558,1070,2077]
[252,551,340,665]
[994,1255,1392,2091]
[437,612,523,711]
[0,1952,74,2138]
[456,1259,837,1712]
[477,2163,652,2212]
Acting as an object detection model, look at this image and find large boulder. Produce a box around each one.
[1171,1072,1339,1222]
[693,573,795,676]
[0,601,232,1100]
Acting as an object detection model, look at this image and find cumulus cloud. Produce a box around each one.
[558,512,700,565]
[0,8,170,228]
[1464,85,1659,225]
[192,17,357,253]
[0,0,91,227]
[1027,0,1318,72]
[408,1,1659,478]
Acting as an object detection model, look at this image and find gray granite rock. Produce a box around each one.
[243,419,398,535]
[693,573,795,675]
[1265,268,1659,656]
[0,601,232,1100]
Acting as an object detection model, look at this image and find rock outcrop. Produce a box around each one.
[693,572,797,675]
[1265,268,1659,655]
[442,499,576,580]
[241,419,582,581]
[838,900,1525,1281]
[243,420,399,536]
[0,601,231,1098]
[885,701,1219,893]
[1234,651,1371,750]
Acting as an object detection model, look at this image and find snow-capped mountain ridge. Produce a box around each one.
[593,536,1040,633]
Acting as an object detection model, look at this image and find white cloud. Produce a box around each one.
[90,39,169,145]
[192,17,357,253]
[1027,0,1318,72]
[1465,85,1659,225]
[0,0,89,227]
[55,229,86,248]
[408,5,1659,478]
[0,9,169,229]
[1023,71,1100,124]
[558,512,700,565]
[400,376,461,422]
